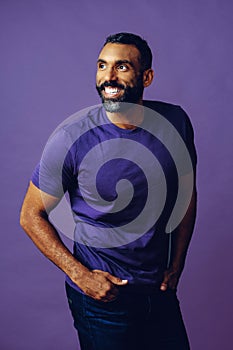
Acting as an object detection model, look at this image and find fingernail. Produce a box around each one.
[160,285,167,291]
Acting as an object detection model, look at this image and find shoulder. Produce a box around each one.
[143,100,193,132]
[143,100,187,119]
[143,99,180,111]
[47,105,103,147]
[61,105,102,135]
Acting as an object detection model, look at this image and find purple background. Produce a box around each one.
[1,0,232,349]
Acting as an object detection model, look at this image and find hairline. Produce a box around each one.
[102,42,144,71]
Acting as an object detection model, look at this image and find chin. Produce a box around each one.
[103,100,136,113]
[103,100,122,113]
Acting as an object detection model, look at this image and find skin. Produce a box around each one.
[20,42,197,302]
[96,43,154,129]
[160,176,197,291]
[20,182,127,301]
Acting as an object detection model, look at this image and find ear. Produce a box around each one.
[143,69,154,88]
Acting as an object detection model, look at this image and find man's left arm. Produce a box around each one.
[160,177,197,291]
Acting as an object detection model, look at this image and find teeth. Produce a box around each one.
[105,87,120,94]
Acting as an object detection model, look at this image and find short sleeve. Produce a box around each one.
[31,128,74,197]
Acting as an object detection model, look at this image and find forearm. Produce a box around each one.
[20,183,128,301]
[20,211,89,284]
[170,187,197,272]
[20,210,128,301]
[160,185,197,291]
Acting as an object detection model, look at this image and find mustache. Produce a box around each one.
[98,81,125,91]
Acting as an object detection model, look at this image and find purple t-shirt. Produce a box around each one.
[32,100,197,294]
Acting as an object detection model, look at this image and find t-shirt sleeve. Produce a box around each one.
[31,127,74,197]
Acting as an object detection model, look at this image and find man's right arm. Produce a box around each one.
[20,181,127,301]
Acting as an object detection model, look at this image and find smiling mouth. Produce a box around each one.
[103,86,123,98]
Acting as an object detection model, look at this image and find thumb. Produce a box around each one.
[160,272,169,291]
[107,273,128,286]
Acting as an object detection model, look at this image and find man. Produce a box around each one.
[20,33,197,349]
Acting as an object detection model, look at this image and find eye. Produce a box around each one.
[117,64,128,71]
[98,63,106,70]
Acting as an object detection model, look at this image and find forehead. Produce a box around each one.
[98,43,141,66]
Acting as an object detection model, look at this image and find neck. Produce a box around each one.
[105,99,144,130]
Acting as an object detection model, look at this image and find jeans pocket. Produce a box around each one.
[83,293,127,319]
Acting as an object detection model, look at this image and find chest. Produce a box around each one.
[74,132,177,203]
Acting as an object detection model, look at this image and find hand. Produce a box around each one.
[76,269,128,302]
[160,267,182,291]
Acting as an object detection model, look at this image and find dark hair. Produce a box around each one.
[103,32,152,72]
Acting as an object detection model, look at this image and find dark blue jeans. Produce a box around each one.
[65,283,190,350]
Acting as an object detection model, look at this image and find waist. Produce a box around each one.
[65,275,162,296]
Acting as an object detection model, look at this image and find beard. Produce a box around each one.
[96,75,144,113]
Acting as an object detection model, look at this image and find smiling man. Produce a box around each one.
[96,42,148,111]
[20,33,197,350]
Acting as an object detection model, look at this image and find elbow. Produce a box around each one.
[20,203,35,231]
[20,206,29,231]
[20,204,47,231]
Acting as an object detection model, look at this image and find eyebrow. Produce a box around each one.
[97,59,135,68]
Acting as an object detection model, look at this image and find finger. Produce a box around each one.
[102,292,119,302]
[106,273,128,286]
[92,269,104,274]
[160,271,169,291]
[160,282,168,291]
[92,270,128,286]
[169,279,178,290]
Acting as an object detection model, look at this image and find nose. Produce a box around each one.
[104,67,117,82]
